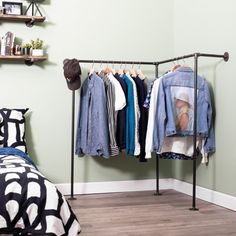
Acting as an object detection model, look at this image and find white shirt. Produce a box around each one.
[145,78,161,159]
[108,72,126,111]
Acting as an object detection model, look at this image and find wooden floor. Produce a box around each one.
[68,190,236,236]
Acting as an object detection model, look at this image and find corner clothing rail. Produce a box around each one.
[67,51,229,211]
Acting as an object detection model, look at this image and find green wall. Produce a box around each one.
[173,0,236,196]
[0,0,174,183]
[2,0,235,198]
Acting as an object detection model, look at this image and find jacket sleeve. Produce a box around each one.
[75,83,85,156]
[152,79,166,153]
[97,81,110,158]
[203,80,215,154]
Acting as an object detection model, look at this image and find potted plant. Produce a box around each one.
[31,38,44,56]
[21,43,32,55]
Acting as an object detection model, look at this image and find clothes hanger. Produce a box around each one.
[98,62,103,75]
[136,63,145,80]
[111,62,116,75]
[171,59,181,72]
[104,61,111,75]
[124,63,129,74]
[181,58,190,68]
[89,61,95,75]
[130,63,137,77]
[118,62,124,75]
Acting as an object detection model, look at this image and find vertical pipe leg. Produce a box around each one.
[154,154,162,195]
[154,64,162,196]
[190,54,198,211]
[69,91,76,200]
[191,158,197,209]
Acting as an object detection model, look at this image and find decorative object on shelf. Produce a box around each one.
[24,0,44,17]
[31,38,44,56]
[2,1,23,15]
[0,6,4,15]
[0,31,14,56]
[13,44,22,55]
[21,43,32,55]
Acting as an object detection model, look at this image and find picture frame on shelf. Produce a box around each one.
[2,1,23,15]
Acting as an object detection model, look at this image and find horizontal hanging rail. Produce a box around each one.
[78,59,157,65]
[157,52,229,65]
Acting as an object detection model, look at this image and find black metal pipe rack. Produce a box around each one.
[68,51,229,211]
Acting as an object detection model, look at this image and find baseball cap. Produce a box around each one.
[63,58,81,90]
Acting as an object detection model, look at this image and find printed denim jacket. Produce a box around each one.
[152,67,215,154]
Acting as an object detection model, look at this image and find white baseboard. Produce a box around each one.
[172,179,236,211]
[56,178,236,211]
[56,178,172,195]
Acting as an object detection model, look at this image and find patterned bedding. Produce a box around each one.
[0,148,81,236]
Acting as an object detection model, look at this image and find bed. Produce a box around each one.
[0,108,81,235]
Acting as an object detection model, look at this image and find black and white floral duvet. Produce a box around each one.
[0,148,81,236]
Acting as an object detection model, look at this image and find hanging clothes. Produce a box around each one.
[144,76,163,159]
[107,72,126,112]
[132,75,148,162]
[151,66,215,161]
[114,73,128,151]
[125,72,141,156]
[143,67,213,163]
[75,72,110,158]
[143,71,197,161]
[122,74,135,155]
[99,71,119,156]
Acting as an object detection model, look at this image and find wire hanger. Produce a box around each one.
[111,61,116,75]
[130,63,137,77]
[118,62,124,75]
[98,62,103,74]
[89,61,95,75]
[136,63,145,80]
[171,58,181,72]
[105,61,111,74]
[182,57,189,68]
[124,62,129,74]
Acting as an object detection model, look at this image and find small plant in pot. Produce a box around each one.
[31,38,44,56]
[22,43,32,55]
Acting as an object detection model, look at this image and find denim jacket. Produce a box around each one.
[152,67,215,154]
[75,73,110,158]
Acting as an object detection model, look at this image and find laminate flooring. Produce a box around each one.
[68,190,236,236]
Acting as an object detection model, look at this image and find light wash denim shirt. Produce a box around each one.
[152,67,215,154]
[75,73,110,158]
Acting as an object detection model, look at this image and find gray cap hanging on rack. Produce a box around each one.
[63,58,81,90]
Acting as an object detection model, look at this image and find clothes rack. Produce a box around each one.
[68,52,229,211]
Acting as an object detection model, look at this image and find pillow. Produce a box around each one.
[0,108,29,153]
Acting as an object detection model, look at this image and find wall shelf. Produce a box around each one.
[0,14,46,27]
[0,55,47,65]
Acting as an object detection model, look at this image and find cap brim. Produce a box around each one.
[66,76,81,91]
